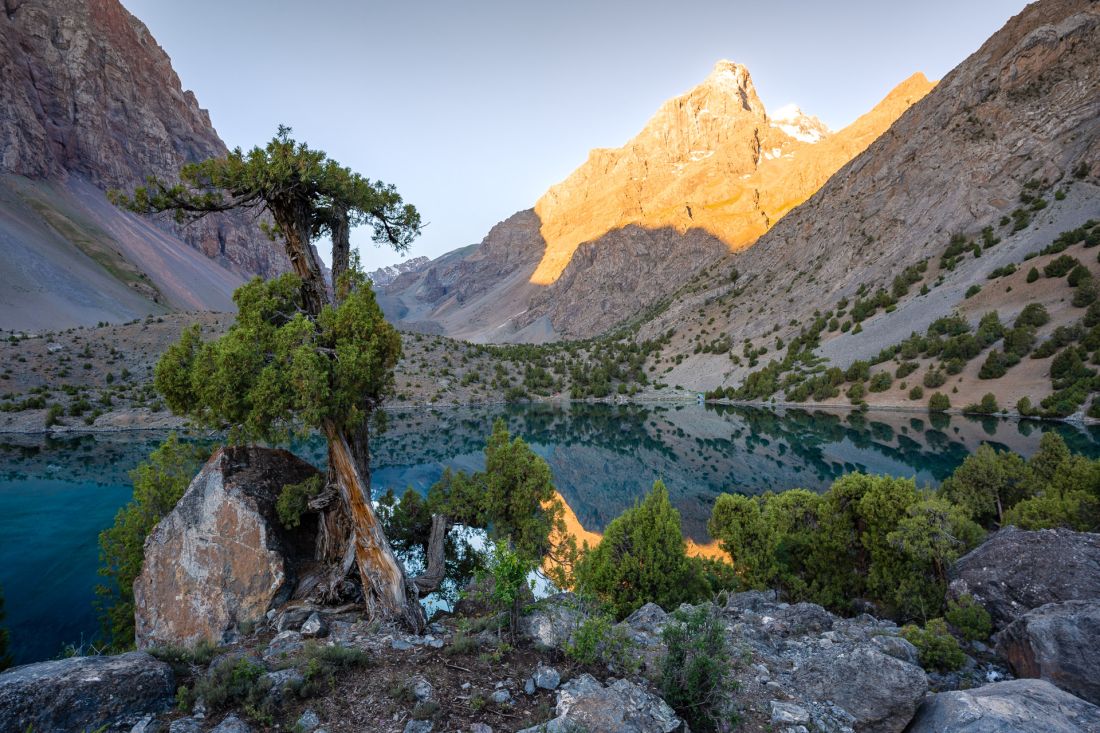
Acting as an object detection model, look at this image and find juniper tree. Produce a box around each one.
[114,128,430,630]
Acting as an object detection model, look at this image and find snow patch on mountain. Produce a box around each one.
[367,256,431,287]
[769,103,831,143]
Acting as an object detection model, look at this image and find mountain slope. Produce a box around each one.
[0,0,281,330]
[383,64,931,343]
[640,0,1100,413]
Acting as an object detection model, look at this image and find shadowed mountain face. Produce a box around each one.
[642,0,1100,392]
[0,0,282,330]
[380,64,931,343]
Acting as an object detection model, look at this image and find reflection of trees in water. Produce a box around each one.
[3,405,1098,539]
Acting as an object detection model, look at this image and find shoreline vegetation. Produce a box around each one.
[2,392,1099,436]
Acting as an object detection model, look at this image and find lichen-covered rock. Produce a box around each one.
[0,651,174,733]
[519,593,586,649]
[994,600,1100,705]
[949,527,1100,629]
[135,446,320,648]
[518,673,682,733]
[907,678,1100,733]
[789,644,927,733]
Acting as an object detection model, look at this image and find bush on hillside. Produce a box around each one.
[901,618,966,672]
[659,605,737,733]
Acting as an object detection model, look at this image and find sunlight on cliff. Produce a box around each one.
[528,71,934,286]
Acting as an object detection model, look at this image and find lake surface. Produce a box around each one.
[3,402,1099,664]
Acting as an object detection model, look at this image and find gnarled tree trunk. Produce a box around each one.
[325,420,425,632]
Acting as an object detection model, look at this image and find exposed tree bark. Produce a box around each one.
[330,202,351,303]
[412,514,450,597]
[325,420,426,632]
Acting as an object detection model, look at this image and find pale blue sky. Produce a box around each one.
[121,0,1028,270]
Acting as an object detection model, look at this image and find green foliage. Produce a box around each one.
[112,126,421,252]
[481,540,535,641]
[909,385,924,400]
[380,420,568,597]
[566,611,638,673]
[276,474,323,529]
[940,444,1030,526]
[189,657,271,722]
[1044,254,1080,278]
[928,392,951,412]
[1015,303,1050,329]
[576,481,705,619]
[978,350,1008,379]
[155,273,401,442]
[710,472,985,623]
[868,371,893,393]
[945,595,992,642]
[659,605,737,733]
[965,284,982,299]
[1026,267,1040,283]
[901,618,966,672]
[886,499,985,620]
[963,393,1000,416]
[97,434,205,650]
[44,402,63,428]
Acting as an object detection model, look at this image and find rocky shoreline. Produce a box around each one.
[2,447,1099,732]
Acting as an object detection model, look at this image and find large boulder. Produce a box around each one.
[0,651,175,732]
[949,527,1100,629]
[907,678,1100,733]
[994,600,1100,705]
[135,446,320,648]
[789,644,928,733]
[518,673,683,733]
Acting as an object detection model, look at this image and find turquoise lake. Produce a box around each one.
[3,402,1098,664]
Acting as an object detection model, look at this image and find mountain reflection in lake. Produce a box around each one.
[2,402,1098,663]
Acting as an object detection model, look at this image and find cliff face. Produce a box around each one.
[642,0,1100,392]
[382,63,930,342]
[531,62,933,286]
[0,0,284,329]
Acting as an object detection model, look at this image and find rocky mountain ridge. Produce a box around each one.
[380,63,932,343]
[0,0,282,329]
[638,0,1100,403]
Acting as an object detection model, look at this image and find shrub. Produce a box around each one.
[908,386,924,400]
[923,369,947,389]
[576,481,705,619]
[901,618,966,672]
[189,657,270,718]
[928,393,951,412]
[1026,267,1039,283]
[1014,303,1050,329]
[44,403,63,428]
[275,474,323,529]
[482,540,535,642]
[945,595,992,641]
[1044,254,1080,278]
[868,372,893,393]
[846,382,866,403]
[1073,277,1098,307]
[963,393,1000,415]
[965,284,982,299]
[659,605,737,732]
[978,351,1008,379]
[566,611,638,673]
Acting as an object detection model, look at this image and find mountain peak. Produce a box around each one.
[701,60,761,111]
[769,103,832,143]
